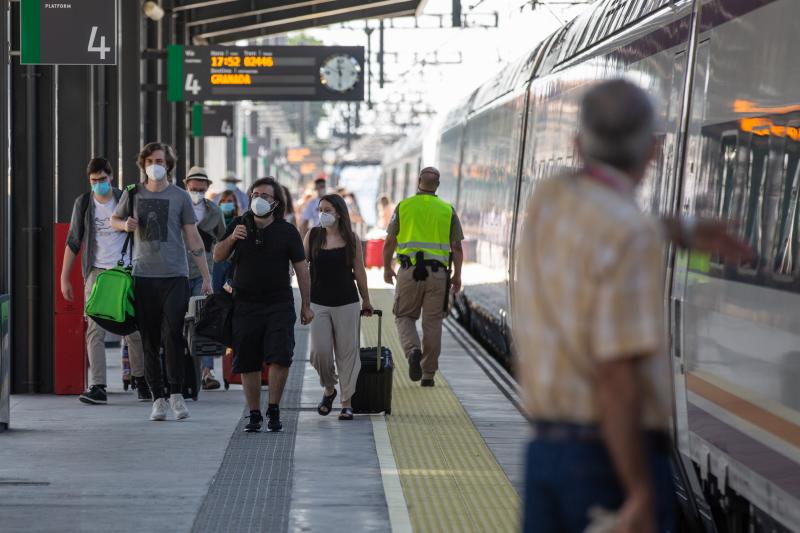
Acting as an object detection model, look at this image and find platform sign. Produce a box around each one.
[21,0,117,65]
[192,105,234,138]
[167,45,364,103]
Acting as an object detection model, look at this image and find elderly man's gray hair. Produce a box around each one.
[578,79,655,171]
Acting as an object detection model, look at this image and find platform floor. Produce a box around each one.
[0,289,527,533]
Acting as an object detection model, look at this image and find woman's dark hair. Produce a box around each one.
[218,190,240,216]
[87,157,113,177]
[282,185,295,218]
[137,142,177,177]
[310,193,357,268]
[248,176,286,219]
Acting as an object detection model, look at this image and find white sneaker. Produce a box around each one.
[169,393,190,420]
[150,398,168,421]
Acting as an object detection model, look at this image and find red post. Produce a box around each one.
[53,224,86,394]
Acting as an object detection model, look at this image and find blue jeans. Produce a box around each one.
[189,276,214,371]
[212,260,233,294]
[524,435,675,533]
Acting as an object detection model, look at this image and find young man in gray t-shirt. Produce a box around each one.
[112,142,212,422]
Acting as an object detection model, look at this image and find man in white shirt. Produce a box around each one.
[299,176,327,237]
[61,157,148,404]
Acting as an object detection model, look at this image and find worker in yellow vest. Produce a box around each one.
[383,167,464,386]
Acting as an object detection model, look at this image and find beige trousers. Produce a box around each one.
[309,302,362,402]
[393,266,448,379]
[85,268,145,386]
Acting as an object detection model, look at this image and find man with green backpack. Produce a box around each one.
[61,157,149,404]
[111,142,213,422]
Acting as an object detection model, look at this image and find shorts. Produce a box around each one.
[231,300,296,372]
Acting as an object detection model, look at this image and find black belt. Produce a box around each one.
[530,420,672,454]
[397,255,445,271]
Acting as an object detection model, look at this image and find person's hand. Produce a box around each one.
[615,488,655,533]
[383,267,396,285]
[230,224,247,241]
[691,218,753,264]
[60,277,74,302]
[201,277,212,295]
[361,301,374,316]
[124,217,138,233]
[450,274,462,294]
[300,304,314,325]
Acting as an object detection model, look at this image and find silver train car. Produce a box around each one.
[385,0,800,531]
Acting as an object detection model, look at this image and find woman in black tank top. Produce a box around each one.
[303,194,373,420]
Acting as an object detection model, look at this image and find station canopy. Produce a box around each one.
[176,0,428,44]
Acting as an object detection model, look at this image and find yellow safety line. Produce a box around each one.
[364,290,520,533]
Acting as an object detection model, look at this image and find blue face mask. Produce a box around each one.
[91,181,111,196]
[220,202,235,214]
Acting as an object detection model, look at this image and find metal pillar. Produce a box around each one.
[1,0,11,297]
[120,0,143,186]
[249,112,258,181]
[144,18,160,143]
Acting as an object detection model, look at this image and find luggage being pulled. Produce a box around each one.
[184,295,226,358]
[222,350,269,390]
[351,310,393,415]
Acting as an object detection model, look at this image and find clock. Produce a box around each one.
[319,54,361,93]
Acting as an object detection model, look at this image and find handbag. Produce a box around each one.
[193,290,234,346]
[85,232,138,335]
[85,184,139,336]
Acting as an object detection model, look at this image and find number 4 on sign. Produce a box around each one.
[87,26,110,60]
[220,120,232,136]
[185,74,201,96]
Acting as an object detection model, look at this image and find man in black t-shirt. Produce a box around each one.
[214,177,313,432]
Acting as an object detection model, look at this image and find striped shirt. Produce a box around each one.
[514,166,671,431]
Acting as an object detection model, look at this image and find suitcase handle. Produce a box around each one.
[360,309,383,371]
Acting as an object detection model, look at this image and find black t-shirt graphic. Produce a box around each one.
[223,214,305,304]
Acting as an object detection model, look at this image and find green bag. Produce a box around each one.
[85,186,138,335]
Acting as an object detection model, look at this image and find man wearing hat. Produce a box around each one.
[185,166,227,389]
[214,170,249,210]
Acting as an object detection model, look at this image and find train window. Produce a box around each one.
[772,129,800,278]
[715,133,738,220]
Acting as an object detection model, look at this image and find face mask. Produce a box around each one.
[224,182,236,191]
[250,197,274,217]
[189,191,205,205]
[319,212,337,228]
[91,181,111,196]
[145,164,167,182]
[220,202,235,214]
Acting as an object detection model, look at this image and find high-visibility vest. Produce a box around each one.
[396,194,453,266]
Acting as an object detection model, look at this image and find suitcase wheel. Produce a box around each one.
[224,379,230,391]
[385,408,391,415]
[123,379,129,391]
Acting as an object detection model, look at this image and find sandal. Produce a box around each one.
[317,389,337,416]
[338,407,354,421]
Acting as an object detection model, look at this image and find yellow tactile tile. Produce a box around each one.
[364,289,520,533]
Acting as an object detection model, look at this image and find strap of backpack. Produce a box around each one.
[119,184,138,267]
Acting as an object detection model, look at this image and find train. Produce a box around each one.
[381,0,800,531]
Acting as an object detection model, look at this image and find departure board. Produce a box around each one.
[167,45,365,103]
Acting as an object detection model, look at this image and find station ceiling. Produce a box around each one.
[176,0,428,44]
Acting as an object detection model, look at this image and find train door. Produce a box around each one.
[670,37,710,448]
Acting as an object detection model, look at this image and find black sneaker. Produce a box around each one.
[267,406,283,432]
[244,410,263,433]
[135,378,152,402]
[408,348,423,382]
[421,378,435,387]
[79,385,107,405]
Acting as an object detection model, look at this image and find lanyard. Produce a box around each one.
[583,165,631,196]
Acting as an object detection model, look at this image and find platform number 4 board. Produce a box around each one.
[21,0,117,65]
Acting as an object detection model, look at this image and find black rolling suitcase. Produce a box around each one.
[351,310,394,415]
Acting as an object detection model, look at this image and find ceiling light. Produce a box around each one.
[143,1,165,21]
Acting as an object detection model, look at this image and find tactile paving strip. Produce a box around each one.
[190,327,309,533]
[364,290,520,533]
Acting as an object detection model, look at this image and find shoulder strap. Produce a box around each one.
[77,192,92,242]
[119,184,138,268]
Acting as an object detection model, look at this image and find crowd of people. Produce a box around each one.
[59,141,437,431]
[58,79,752,532]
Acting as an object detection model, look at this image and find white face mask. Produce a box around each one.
[146,164,167,182]
[250,197,274,217]
[189,191,205,205]
[319,212,337,228]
